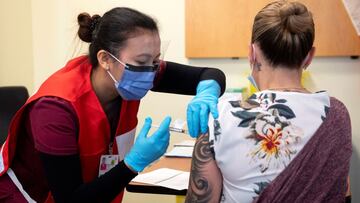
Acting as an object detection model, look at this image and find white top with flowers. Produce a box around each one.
[209,90,330,203]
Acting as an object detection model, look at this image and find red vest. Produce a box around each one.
[0,56,140,202]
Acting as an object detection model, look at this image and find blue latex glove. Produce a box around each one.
[187,80,220,138]
[124,116,171,172]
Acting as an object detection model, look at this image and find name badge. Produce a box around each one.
[98,155,119,177]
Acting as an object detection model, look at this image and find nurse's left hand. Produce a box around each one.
[187,80,220,138]
[124,116,171,172]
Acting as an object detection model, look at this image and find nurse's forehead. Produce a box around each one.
[126,33,159,47]
[120,33,160,56]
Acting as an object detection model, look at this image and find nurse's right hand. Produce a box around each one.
[124,116,171,172]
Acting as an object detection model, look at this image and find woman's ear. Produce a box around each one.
[302,47,316,69]
[97,50,111,70]
[248,44,255,64]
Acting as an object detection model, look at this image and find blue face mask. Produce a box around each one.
[106,52,158,100]
[247,75,259,90]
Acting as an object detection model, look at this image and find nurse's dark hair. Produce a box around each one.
[77,7,158,68]
[251,1,314,68]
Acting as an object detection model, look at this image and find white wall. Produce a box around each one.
[3,0,359,202]
[0,0,34,92]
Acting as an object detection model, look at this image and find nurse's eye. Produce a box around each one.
[136,61,148,65]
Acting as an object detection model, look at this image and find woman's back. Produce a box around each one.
[209,91,329,202]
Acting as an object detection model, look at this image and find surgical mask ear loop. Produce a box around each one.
[105,64,120,87]
[105,52,127,85]
[106,51,128,68]
[106,69,118,84]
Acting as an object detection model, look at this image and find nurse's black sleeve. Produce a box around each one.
[39,153,137,203]
[152,61,226,96]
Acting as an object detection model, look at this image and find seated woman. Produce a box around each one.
[185,1,352,203]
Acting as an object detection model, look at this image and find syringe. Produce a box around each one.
[151,125,188,134]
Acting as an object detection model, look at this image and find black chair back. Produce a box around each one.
[0,86,29,144]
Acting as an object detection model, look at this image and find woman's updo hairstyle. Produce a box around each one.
[251,1,315,68]
[77,13,101,43]
[77,7,158,68]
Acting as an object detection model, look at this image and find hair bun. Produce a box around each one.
[77,12,101,43]
[279,2,312,34]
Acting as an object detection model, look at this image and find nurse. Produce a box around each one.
[0,7,225,203]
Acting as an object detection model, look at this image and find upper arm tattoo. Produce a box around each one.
[185,133,222,203]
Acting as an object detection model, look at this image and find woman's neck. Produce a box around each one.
[258,65,307,92]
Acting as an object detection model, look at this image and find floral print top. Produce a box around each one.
[209,90,330,203]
